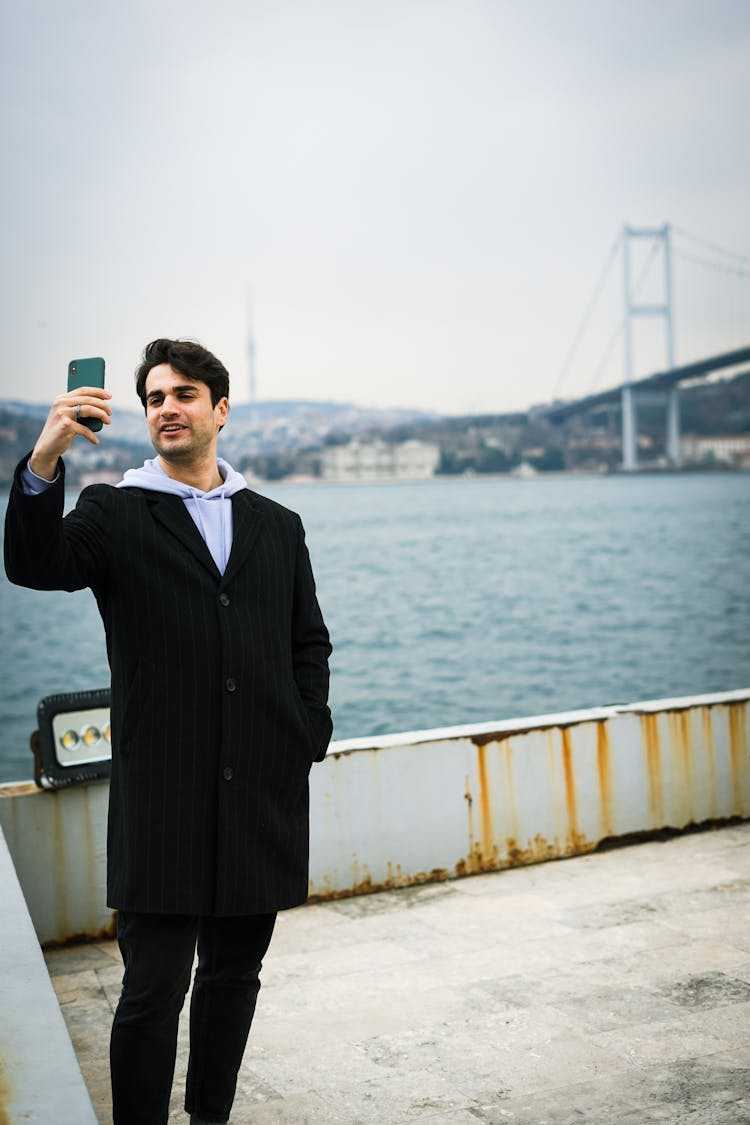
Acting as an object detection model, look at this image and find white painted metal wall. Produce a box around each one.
[0,822,98,1122]
[0,689,748,945]
[307,690,750,899]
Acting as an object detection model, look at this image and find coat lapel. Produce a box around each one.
[223,490,264,586]
[146,493,222,581]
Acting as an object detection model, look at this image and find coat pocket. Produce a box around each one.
[290,681,317,761]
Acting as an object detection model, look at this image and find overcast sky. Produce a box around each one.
[2,0,749,415]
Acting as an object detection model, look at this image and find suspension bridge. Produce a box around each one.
[543,224,750,469]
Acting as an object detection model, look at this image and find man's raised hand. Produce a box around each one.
[29,386,113,480]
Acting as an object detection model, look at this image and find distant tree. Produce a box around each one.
[475,445,513,473]
[438,450,467,475]
[529,448,565,472]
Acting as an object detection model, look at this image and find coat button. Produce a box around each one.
[223,766,234,781]
[219,593,230,606]
[226,677,237,692]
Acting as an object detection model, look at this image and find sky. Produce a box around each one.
[2,0,750,415]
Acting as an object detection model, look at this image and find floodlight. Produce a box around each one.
[31,689,112,789]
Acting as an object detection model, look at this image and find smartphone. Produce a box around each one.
[68,357,106,432]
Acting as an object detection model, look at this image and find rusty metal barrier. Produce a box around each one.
[0,689,748,944]
[306,689,749,900]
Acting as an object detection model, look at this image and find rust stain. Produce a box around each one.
[309,814,750,902]
[505,832,571,866]
[499,741,520,858]
[40,915,117,951]
[728,701,749,815]
[328,743,401,759]
[641,713,664,825]
[476,743,496,867]
[0,781,38,798]
[561,728,583,851]
[307,867,451,903]
[667,709,694,825]
[596,721,614,838]
[0,1060,11,1125]
[458,753,503,876]
[470,716,599,748]
[701,706,719,819]
[472,726,531,748]
[386,860,404,886]
[505,836,525,865]
[464,773,476,869]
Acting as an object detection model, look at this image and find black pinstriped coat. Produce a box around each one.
[4,457,332,915]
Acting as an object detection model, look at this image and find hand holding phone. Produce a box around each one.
[68,357,106,432]
[28,356,111,480]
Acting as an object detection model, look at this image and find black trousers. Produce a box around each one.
[110,910,277,1125]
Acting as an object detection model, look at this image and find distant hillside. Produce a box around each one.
[228,399,430,424]
[1,372,747,484]
[0,398,435,485]
[680,369,750,434]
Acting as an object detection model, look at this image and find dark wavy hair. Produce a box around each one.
[134,338,230,410]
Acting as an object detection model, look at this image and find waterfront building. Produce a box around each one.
[320,438,440,482]
[681,433,750,468]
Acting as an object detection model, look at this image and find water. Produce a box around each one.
[1,472,749,782]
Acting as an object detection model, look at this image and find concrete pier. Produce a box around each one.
[45,821,750,1124]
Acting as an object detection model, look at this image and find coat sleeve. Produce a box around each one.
[291,515,333,761]
[4,455,111,592]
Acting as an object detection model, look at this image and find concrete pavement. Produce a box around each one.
[44,823,750,1124]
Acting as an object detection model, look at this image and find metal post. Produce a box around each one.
[666,388,681,465]
[622,386,637,471]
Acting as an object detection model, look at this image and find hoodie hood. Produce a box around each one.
[117,457,248,574]
[117,456,247,499]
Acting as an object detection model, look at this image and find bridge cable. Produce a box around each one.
[672,231,750,351]
[550,231,622,401]
[672,248,750,280]
[671,225,750,269]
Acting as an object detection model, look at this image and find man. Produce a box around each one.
[4,338,333,1125]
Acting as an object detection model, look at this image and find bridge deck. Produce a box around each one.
[541,343,750,421]
[45,823,750,1124]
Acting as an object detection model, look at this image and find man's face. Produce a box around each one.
[144,364,228,463]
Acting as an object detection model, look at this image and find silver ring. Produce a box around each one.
[76,404,81,421]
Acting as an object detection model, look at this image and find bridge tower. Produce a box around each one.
[621,224,680,469]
